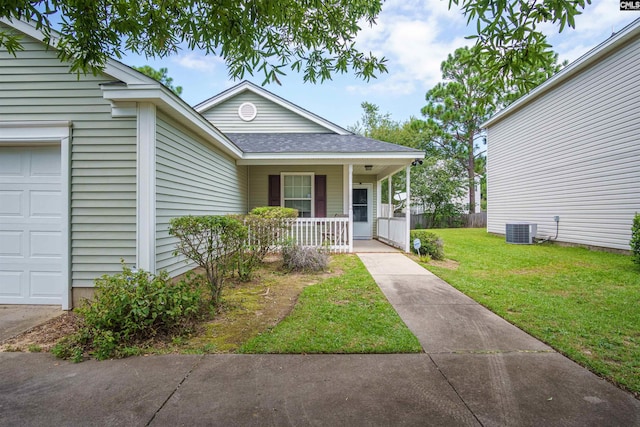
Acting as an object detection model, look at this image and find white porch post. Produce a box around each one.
[387,175,392,237]
[405,165,411,253]
[347,164,353,252]
[376,179,381,236]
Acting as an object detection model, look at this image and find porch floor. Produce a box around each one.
[352,239,399,253]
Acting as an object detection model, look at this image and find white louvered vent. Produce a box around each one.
[238,102,257,121]
[506,223,537,244]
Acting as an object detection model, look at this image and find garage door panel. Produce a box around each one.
[30,149,61,177]
[0,191,23,216]
[0,231,23,256]
[30,271,63,297]
[0,271,23,297]
[30,231,62,258]
[30,190,62,218]
[0,152,24,177]
[0,146,63,305]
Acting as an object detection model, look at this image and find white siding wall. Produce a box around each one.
[487,37,640,250]
[202,91,331,133]
[0,28,138,287]
[155,112,248,276]
[248,165,343,215]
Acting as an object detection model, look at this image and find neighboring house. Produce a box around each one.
[0,19,423,309]
[483,18,640,251]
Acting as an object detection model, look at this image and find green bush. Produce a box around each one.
[631,213,640,265]
[52,265,204,361]
[231,207,298,281]
[282,244,329,272]
[410,230,444,260]
[169,215,247,306]
[250,206,298,219]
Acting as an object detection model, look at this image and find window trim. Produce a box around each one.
[281,172,315,217]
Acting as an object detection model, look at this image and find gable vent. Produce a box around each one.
[238,102,257,121]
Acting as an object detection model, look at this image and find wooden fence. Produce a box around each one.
[410,212,487,229]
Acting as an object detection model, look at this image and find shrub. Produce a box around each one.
[410,230,444,260]
[52,264,204,361]
[631,213,640,265]
[169,215,247,306]
[232,207,298,281]
[282,244,329,272]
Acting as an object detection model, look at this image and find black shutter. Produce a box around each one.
[315,175,327,217]
[268,175,281,206]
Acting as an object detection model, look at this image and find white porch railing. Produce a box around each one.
[285,217,350,253]
[377,217,407,250]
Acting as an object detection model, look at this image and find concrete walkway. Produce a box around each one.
[358,252,640,426]
[0,253,639,426]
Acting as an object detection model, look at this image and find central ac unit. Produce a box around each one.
[506,223,537,244]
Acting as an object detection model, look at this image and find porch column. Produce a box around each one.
[405,165,411,253]
[387,175,392,238]
[376,179,381,231]
[347,164,353,252]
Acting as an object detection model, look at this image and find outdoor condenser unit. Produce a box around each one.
[505,223,537,244]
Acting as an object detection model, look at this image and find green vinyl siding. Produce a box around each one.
[155,111,248,276]
[248,165,343,216]
[202,91,331,133]
[0,25,137,287]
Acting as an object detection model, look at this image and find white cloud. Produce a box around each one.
[348,0,470,97]
[171,52,223,72]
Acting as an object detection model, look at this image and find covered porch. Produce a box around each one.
[230,132,423,254]
[240,160,417,253]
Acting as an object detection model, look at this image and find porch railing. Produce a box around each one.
[286,217,350,253]
[377,217,407,250]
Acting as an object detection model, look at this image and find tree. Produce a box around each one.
[420,45,562,212]
[351,102,425,211]
[450,0,590,92]
[0,0,387,84]
[411,158,467,228]
[132,65,182,96]
[1,1,588,85]
[351,103,467,223]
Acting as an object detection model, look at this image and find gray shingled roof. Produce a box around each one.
[226,133,421,154]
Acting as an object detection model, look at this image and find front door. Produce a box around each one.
[352,184,372,240]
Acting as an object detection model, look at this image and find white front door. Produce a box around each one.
[0,146,63,304]
[352,184,372,240]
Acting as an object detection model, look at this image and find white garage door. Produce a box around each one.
[0,146,63,304]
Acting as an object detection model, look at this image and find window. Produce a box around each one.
[282,173,314,218]
[268,174,326,218]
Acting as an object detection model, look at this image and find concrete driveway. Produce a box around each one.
[0,305,62,342]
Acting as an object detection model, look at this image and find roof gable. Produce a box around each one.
[195,81,350,135]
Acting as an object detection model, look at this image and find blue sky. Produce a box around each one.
[122,0,638,130]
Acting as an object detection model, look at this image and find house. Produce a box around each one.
[0,19,423,309]
[482,18,640,251]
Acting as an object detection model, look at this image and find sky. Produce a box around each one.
[122,0,638,130]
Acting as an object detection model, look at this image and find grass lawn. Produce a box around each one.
[239,255,422,354]
[419,228,640,397]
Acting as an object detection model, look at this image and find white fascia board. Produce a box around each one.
[237,152,420,166]
[101,85,243,159]
[483,18,640,128]
[195,81,351,135]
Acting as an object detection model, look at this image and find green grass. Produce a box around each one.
[239,255,422,354]
[419,228,640,396]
